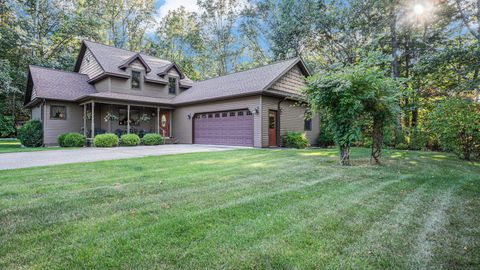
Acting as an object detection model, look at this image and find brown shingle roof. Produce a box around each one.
[80,41,184,84]
[27,66,97,103]
[173,58,307,104]
[77,92,173,105]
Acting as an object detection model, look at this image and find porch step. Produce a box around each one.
[164,137,178,144]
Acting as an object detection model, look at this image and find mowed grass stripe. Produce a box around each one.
[0,148,479,269]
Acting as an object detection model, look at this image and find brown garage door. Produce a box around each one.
[193,110,253,146]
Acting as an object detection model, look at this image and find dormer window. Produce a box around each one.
[169,77,177,94]
[131,70,141,89]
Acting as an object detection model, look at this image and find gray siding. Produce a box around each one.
[261,96,320,147]
[31,104,43,121]
[268,65,306,96]
[43,101,84,145]
[172,96,262,147]
[110,77,173,98]
[93,77,110,92]
[261,63,320,146]
[78,48,103,79]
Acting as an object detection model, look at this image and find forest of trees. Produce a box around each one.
[0,0,479,159]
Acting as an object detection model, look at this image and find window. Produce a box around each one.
[169,77,177,94]
[215,113,220,118]
[246,110,252,115]
[222,112,228,117]
[238,111,244,116]
[229,112,235,117]
[131,71,141,89]
[50,106,66,120]
[304,115,312,131]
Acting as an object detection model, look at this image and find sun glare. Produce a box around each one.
[413,3,425,15]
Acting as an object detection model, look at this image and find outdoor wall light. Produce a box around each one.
[254,107,259,114]
[187,113,192,120]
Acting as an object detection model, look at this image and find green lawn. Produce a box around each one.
[0,139,58,153]
[0,148,479,269]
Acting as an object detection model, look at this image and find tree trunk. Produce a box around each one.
[371,118,383,165]
[340,145,350,166]
[390,3,403,142]
[411,108,418,127]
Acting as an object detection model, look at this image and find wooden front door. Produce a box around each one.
[268,110,277,147]
[159,111,170,137]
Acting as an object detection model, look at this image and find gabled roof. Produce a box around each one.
[25,66,97,106]
[157,63,185,79]
[173,58,309,104]
[118,53,151,73]
[74,41,187,84]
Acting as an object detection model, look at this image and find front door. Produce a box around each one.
[268,110,277,147]
[159,111,170,137]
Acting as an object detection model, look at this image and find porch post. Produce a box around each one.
[83,104,87,137]
[127,104,130,134]
[91,101,95,140]
[156,107,160,134]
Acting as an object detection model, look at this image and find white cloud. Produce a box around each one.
[156,0,199,21]
[146,0,199,35]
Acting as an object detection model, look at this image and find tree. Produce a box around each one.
[306,55,400,165]
[306,69,364,165]
[429,97,480,160]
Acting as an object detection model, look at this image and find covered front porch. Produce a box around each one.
[81,100,173,142]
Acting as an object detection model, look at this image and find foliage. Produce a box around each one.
[428,98,480,160]
[395,143,409,150]
[104,112,119,122]
[283,132,308,149]
[58,133,68,147]
[0,115,16,138]
[408,127,429,150]
[306,56,400,165]
[94,133,119,148]
[59,133,86,147]
[18,120,43,147]
[143,133,163,145]
[120,134,141,146]
[317,114,335,148]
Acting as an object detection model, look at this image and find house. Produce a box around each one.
[24,40,320,147]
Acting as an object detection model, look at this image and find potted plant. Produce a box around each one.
[104,112,119,132]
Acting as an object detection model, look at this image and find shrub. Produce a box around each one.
[0,115,16,138]
[408,128,429,150]
[395,143,408,150]
[93,133,118,147]
[429,98,480,160]
[143,133,163,145]
[62,133,86,147]
[58,133,68,147]
[120,134,140,146]
[283,132,308,149]
[18,120,43,147]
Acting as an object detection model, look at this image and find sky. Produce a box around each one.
[154,0,199,21]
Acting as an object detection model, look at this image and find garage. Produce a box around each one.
[193,109,253,146]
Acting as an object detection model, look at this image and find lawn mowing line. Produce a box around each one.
[85,176,388,268]
[0,152,319,215]
[212,178,403,267]
[427,178,480,268]
[340,174,459,269]
[410,189,453,270]
[0,154,334,238]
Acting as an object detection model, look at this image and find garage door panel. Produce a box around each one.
[194,110,253,146]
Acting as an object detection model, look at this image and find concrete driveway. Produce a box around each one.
[0,144,245,170]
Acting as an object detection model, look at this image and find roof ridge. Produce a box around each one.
[193,57,299,84]
[83,40,171,64]
[29,65,88,76]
